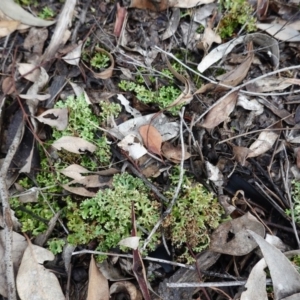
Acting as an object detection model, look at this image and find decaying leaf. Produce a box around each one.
[52,136,97,154]
[119,236,140,250]
[16,242,65,300]
[0,0,56,27]
[36,108,68,131]
[210,213,265,256]
[201,91,238,129]
[118,134,148,160]
[247,131,278,158]
[161,142,191,163]
[87,255,109,300]
[205,161,224,186]
[118,94,141,118]
[114,2,127,37]
[246,76,294,93]
[139,124,162,156]
[196,25,221,54]
[161,8,180,40]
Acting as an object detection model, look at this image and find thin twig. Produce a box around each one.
[0,120,24,300]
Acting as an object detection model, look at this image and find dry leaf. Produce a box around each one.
[201,91,238,129]
[119,236,140,250]
[87,255,109,300]
[257,23,300,42]
[0,0,56,27]
[247,131,278,158]
[210,213,265,256]
[114,2,127,37]
[52,136,97,154]
[117,94,141,118]
[216,42,254,87]
[60,164,91,180]
[62,184,96,197]
[161,142,191,163]
[17,63,40,82]
[118,134,147,160]
[62,42,82,66]
[139,124,162,156]
[2,77,14,94]
[16,242,65,300]
[161,8,180,40]
[197,26,221,54]
[0,20,19,37]
[36,108,68,131]
[232,145,251,166]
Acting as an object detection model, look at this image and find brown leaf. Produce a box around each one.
[0,20,19,37]
[232,145,251,166]
[2,77,15,94]
[139,124,162,156]
[161,142,191,163]
[217,42,254,87]
[87,255,109,300]
[114,3,127,37]
[201,91,238,129]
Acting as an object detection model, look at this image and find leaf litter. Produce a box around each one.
[1,0,300,299]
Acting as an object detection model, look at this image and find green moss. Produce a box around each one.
[218,0,256,38]
[38,6,55,19]
[119,80,182,115]
[286,180,300,223]
[164,168,223,263]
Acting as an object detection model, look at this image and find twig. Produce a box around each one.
[0,120,24,300]
[141,108,185,251]
[167,279,272,288]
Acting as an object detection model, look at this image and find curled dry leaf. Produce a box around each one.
[0,0,56,27]
[210,212,265,256]
[36,108,68,131]
[110,281,142,300]
[87,256,109,300]
[85,47,115,79]
[62,184,96,197]
[16,242,65,300]
[247,131,278,158]
[114,2,127,37]
[201,91,238,129]
[139,124,162,156]
[52,136,97,154]
[161,142,191,163]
